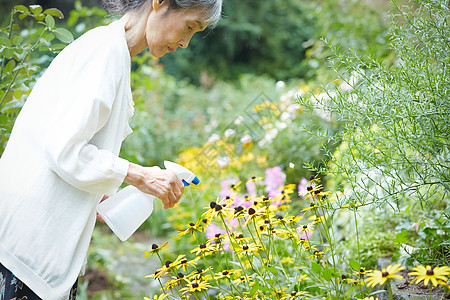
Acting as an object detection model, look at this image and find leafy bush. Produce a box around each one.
[299,0,449,266]
[0,4,73,154]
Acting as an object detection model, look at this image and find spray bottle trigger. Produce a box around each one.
[182,179,190,186]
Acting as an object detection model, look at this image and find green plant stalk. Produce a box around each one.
[429,284,432,300]
[193,236,221,297]
[155,252,183,298]
[387,279,393,300]
[226,277,244,298]
[0,26,47,108]
[220,214,252,292]
[245,252,280,299]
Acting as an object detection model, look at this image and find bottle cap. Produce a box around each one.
[192,176,200,185]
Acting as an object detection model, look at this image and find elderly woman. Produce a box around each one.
[0,0,222,299]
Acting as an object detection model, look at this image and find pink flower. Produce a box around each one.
[296,227,313,240]
[264,166,286,198]
[246,180,257,195]
[411,222,419,232]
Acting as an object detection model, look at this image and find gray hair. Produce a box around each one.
[101,0,222,27]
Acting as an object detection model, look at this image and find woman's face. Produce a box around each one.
[145,1,208,57]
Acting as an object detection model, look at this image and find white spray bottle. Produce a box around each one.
[97,161,200,241]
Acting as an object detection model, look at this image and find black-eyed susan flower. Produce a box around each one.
[144,294,168,300]
[297,274,308,282]
[408,265,450,287]
[144,242,168,256]
[190,242,218,256]
[164,272,189,289]
[187,267,212,281]
[145,269,167,279]
[281,290,309,299]
[365,264,405,287]
[308,250,326,261]
[235,243,261,256]
[155,255,186,275]
[177,220,203,238]
[179,256,199,272]
[180,280,211,295]
[215,268,238,280]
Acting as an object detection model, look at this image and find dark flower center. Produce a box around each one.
[253,201,258,206]
[237,234,244,239]
[259,225,264,231]
[303,225,308,229]
[192,282,199,288]
[341,274,347,280]
[197,268,203,274]
[210,201,217,209]
[202,219,208,223]
[189,222,195,227]
[165,260,172,268]
[277,215,283,220]
[215,204,223,211]
[249,208,256,215]
[177,272,184,278]
[307,186,313,191]
[426,268,434,276]
[222,271,229,275]
[200,243,206,249]
[215,233,221,238]
[310,175,315,181]
[151,243,158,250]
[181,259,188,264]
[226,196,230,199]
[382,271,389,277]
[243,245,249,250]
[263,197,269,201]
[264,219,270,224]
[291,291,297,296]
[230,184,235,189]
[252,176,256,180]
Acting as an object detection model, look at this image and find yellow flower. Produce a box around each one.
[365,264,405,287]
[144,294,168,300]
[357,297,379,300]
[190,242,218,257]
[281,291,309,299]
[234,243,261,256]
[180,280,211,295]
[408,265,450,287]
[215,269,238,280]
[144,242,168,256]
[177,220,203,238]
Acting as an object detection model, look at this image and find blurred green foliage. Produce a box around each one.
[160,0,316,83]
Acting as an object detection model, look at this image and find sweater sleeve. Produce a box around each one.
[43,32,130,196]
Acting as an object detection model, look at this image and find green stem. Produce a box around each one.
[429,284,432,300]
[387,280,393,300]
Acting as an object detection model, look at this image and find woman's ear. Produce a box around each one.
[152,0,166,11]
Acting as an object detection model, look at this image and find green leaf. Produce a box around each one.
[14,5,29,13]
[5,60,16,74]
[311,262,322,274]
[50,44,66,50]
[12,35,23,46]
[349,258,360,271]
[45,15,55,29]
[322,267,332,281]
[249,283,259,296]
[396,229,408,244]
[18,13,28,20]
[33,15,45,22]
[53,28,74,43]
[265,265,278,276]
[0,37,11,47]
[44,8,64,19]
[29,5,43,15]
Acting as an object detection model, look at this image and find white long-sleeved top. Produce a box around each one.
[0,20,133,299]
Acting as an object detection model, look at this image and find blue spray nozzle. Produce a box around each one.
[192,177,200,185]
[182,179,189,186]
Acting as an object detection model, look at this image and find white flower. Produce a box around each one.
[208,134,220,143]
[289,162,295,169]
[275,81,286,90]
[240,135,252,144]
[224,129,236,137]
[217,155,231,168]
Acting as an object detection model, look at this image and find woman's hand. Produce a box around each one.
[124,163,184,209]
